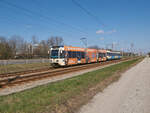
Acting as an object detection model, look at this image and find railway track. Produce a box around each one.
[0,58,131,89]
[0,67,52,78]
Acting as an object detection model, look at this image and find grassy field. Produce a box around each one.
[0,58,142,113]
[0,62,51,74]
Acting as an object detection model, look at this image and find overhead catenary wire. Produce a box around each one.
[0,0,88,35]
[72,0,106,27]
[0,16,74,37]
[0,8,75,37]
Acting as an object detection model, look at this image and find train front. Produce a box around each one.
[50,46,66,67]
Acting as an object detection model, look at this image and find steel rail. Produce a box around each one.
[0,58,131,88]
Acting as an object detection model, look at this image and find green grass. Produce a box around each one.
[0,63,51,74]
[0,58,141,113]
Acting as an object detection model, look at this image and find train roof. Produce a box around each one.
[50,46,116,53]
[51,46,64,48]
[64,46,85,51]
[98,49,107,53]
[107,50,121,54]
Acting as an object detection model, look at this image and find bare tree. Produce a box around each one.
[9,36,17,56]
[40,40,49,56]
[0,35,64,59]
[47,36,64,47]
[9,35,28,58]
[0,36,7,43]
[31,36,39,44]
[0,36,13,59]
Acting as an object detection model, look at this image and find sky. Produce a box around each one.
[0,0,150,53]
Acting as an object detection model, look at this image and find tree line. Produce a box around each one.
[0,35,64,59]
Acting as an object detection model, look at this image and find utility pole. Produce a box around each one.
[80,37,88,63]
[80,37,87,48]
[106,44,111,50]
[131,43,134,56]
[112,43,114,50]
[121,48,124,57]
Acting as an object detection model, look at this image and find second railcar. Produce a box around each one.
[106,51,121,60]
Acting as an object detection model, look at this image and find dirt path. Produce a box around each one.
[79,57,150,113]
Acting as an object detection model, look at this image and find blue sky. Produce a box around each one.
[0,0,150,53]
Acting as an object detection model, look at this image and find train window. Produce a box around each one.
[75,51,77,58]
[103,53,106,57]
[73,51,76,58]
[81,52,83,58]
[68,51,72,58]
[60,51,65,58]
[83,52,85,58]
[99,53,104,58]
[72,51,75,58]
[68,51,80,58]
[99,53,101,58]
[76,51,78,58]
[92,53,95,58]
[51,50,59,58]
[76,52,78,58]
[72,51,74,58]
[76,52,80,57]
[81,52,85,58]
[71,51,74,58]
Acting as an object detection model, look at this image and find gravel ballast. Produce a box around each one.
[0,60,129,96]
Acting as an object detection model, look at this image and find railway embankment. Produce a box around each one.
[0,62,51,74]
[0,57,143,113]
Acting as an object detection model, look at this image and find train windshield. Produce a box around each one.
[51,50,59,58]
[51,50,65,58]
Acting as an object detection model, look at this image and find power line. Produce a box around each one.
[0,15,76,38]
[0,7,77,37]
[0,1,77,38]
[72,0,105,27]
[31,0,89,35]
[0,0,88,34]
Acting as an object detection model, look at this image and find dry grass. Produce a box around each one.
[0,63,51,74]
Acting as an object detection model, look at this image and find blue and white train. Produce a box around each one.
[106,51,122,60]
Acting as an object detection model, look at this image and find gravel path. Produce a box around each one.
[79,57,150,113]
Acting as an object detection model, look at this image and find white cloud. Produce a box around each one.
[106,29,117,34]
[96,29,117,35]
[96,30,104,34]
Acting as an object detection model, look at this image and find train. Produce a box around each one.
[49,46,121,67]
